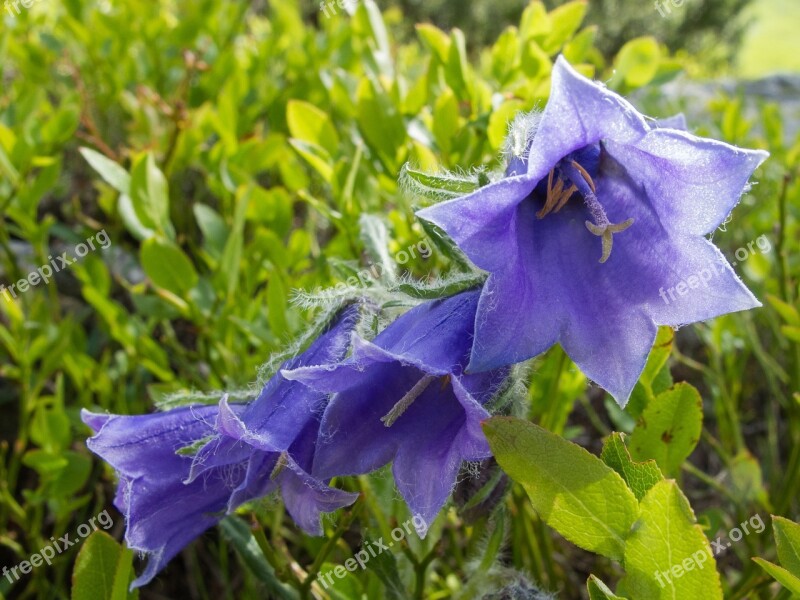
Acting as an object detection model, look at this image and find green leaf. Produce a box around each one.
[140,238,199,295]
[219,518,298,600]
[587,575,627,599]
[619,480,723,600]
[753,558,800,595]
[489,100,526,151]
[267,274,289,339]
[773,516,800,578]
[766,294,800,326]
[80,148,130,194]
[483,417,638,560]
[415,23,450,63]
[359,214,397,284]
[394,273,485,301]
[129,153,175,240]
[601,432,663,501]
[286,100,340,156]
[446,29,472,102]
[216,185,250,299]
[542,0,587,53]
[433,89,460,155]
[630,383,702,477]
[627,326,674,417]
[72,531,133,600]
[289,138,334,184]
[400,165,479,200]
[193,204,228,260]
[611,37,661,89]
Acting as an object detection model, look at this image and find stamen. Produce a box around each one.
[552,183,577,213]
[381,374,437,427]
[270,452,289,480]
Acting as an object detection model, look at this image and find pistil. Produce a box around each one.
[562,160,634,264]
[381,373,437,427]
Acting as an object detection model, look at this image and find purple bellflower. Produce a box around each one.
[417,56,768,406]
[82,307,360,588]
[282,290,508,533]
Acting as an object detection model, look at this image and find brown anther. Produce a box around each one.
[553,184,578,214]
[571,160,596,193]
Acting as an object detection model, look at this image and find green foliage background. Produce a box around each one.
[0,0,798,599]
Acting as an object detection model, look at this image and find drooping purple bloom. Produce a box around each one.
[417,56,768,406]
[282,291,508,533]
[82,307,360,588]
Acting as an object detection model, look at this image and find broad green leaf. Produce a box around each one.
[356,78,405,167]
[446,29,472,102]
[80,148,130,194]
[71,531,130,600]
[521,40,551,79]
[483,417,638,560]
[766,294,800,326]
[129,153,175,239]
[267,274,289,339]
[219,518,298,600]
[519,2,550,42]
[289,138,334,184]
[542,0,588,53]
[627,326,674,417]
[601,432,663,501]
[488,100,526,150]
[753,558,800,595]
[400,165,479,199]
[619,480,722,600]
[359,214,397,284]
[118,194,156,241]
[193,204,228,260]
[140,238,199,295]
[433,89,460,154]
[217,185,250,299]
[728,451,770,507]
[587,575,627,599]
[773,516,800,577]
[563,26,597,64]
[286,100,339,155]
[630,383,702,477]
[395,273,485,301]
[611,37,661,89]
[415,23,450,63]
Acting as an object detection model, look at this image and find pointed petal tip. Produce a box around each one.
[81,409,112,433]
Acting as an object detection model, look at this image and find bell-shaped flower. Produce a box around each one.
[417,56,768,406]
[82,307,360,588]
[282,291,508,533]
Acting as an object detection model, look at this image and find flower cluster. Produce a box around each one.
[84,56,767,587]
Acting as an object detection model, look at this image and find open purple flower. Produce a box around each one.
[83,307,360,588]
[417,56,768,406]
[282,291,508,532]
